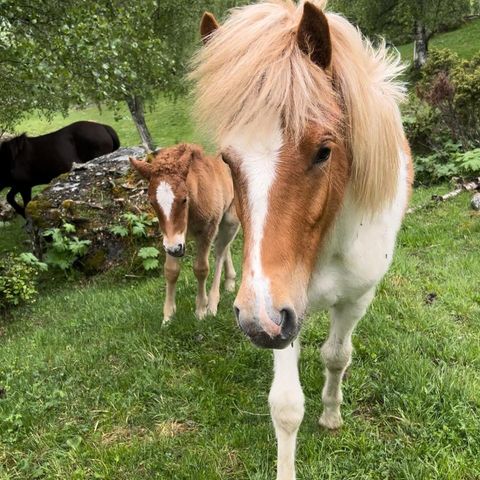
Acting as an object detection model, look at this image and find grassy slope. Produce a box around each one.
[1,187,480,479]
[397,18,480,61]
[14,96,208,152]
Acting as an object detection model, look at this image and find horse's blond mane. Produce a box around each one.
[190,0,406,212]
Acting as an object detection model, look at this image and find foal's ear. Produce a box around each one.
[176,146,197,179]
[200,12,219,44]
[297,1,332,70]
[129,157,153,180]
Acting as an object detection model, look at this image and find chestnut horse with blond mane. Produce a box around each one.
[130,144,239,322]
[192,1,413,478]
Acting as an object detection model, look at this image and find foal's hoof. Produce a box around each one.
[224,279,236,292]
[207,303,218,317]
[195,307,208,320]
[319,411,343,430]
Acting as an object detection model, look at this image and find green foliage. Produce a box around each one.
[137,246,161,271]
[43,223,91,270]
[332,0,470,44]
[0,0,216,131]
[417,49,480,149]
[0,253,47,309]
[111,213,157,239]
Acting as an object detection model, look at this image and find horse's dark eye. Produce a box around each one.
[313,147,331,165]
[221,153,230,165]
[182,198,188,204]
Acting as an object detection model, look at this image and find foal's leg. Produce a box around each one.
[207,215,239,315]
[193,235,211,319]
[6,186,25,217]
[269,339,304,480]
[319,289,375,429]
[223,248,236,292]
[163,254,180,324]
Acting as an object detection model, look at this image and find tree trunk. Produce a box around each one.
[126,95,154,151]
[413,20,429,69]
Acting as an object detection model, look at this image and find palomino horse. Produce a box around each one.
[130,144,239,322]
[192,1,413,478]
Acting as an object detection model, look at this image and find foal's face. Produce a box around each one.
[223,120,349,349]
[129,147,193,258]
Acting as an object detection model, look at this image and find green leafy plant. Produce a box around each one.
[137,246,161,271]
[0,253,47,309]
[43,223,91,270]
[110,213,157,238]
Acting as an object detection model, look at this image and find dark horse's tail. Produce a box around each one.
[105,125,120,151]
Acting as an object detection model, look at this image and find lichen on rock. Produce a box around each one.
[26,146,163,273]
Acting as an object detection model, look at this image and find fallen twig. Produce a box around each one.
[407,179,480,214]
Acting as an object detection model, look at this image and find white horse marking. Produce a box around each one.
[226,115,282,329]
[156,181,175,219]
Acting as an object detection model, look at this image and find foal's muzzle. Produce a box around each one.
[165,243,185,258]
[234,306,299,349]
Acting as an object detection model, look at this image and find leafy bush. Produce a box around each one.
[0,253,47,309]
[43,223,91,270]
[417,49,480,150]
[404,49,480,183]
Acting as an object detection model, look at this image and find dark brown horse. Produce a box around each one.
[0,121,120,217]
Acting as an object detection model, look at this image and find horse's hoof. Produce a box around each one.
[319,411,343,430]
[224,279,236,292]
[207,303,218,316]
[195,307,208,319]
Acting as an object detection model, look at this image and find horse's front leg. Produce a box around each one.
[269,339,304,480]
[193,236,211,319]
[319,289,375,429]
[163,254,180,324]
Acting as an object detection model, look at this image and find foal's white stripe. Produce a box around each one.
[227,115,283,318]
[156,181,175,219]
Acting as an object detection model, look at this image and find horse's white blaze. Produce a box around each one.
[225,115,282,332]
[156,181,175,219]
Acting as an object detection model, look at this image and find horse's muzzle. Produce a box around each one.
[234,306,300,349]
[165,243,185,258]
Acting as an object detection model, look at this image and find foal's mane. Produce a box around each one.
[190,0,406,212]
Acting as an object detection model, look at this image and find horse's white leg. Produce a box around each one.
[207,214,239,315]
[193,237,211,319]
[269,339,304,480]
[163,254,180,324]
[319,289,375,429]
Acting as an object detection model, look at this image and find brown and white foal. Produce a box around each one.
[130,144,239,322]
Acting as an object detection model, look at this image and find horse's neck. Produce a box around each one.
[308,155,409,309]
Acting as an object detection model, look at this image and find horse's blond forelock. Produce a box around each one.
[190,0,406,212]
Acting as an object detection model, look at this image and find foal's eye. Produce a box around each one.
[182,198,188,204]
[313,146,331,165]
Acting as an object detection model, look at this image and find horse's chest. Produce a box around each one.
[307,221,396,310]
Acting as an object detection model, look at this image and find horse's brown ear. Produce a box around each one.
[200,12,219,44]
[176,146,196,179]
[129,157,153,180]
[297,2,332,70]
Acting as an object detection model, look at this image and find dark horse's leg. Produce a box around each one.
[20,186,32,214]
[6,186,26,217]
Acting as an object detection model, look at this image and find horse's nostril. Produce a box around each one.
[280,308,297,340]
[234,306,240,323]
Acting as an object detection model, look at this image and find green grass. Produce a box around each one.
[397,18,480,61]
[1,186,479,479]
[15,96,208,151]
